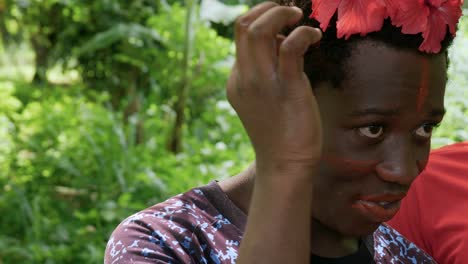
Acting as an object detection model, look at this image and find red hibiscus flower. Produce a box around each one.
[309,0,463,53]
[310,0,388,40]
[389,0,463,53]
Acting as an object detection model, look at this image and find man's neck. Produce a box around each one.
[218,162,361,258]
[310,219,360,257]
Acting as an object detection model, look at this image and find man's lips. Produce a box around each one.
[352,193,406,222]
[358,193,407,203]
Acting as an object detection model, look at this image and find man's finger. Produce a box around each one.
[234,2,278,69]
[276,34,287,55]
[246,6,304,75]
[278,26,322,81]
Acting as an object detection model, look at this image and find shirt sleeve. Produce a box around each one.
[104,211,196,264]
[388,142,468,264]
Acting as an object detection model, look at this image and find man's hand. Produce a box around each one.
[227,2,323,177]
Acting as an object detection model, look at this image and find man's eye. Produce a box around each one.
[415,123,438,138]
[358,125,384,139]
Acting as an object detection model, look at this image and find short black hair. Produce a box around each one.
[278,0,455,88]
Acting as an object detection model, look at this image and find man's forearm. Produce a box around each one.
[237,171,314,264]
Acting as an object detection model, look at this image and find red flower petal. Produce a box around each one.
[392,0,429,34]
[419,9,447,53]
[336,0,387,39]
[437,0,463,35]
[381,0,399,18]
[420,0,463,53]
[310,0,341,31]
[428,0,445,6]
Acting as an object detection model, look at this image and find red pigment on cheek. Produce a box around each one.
[321,155,379,174]
[417,59,430,112]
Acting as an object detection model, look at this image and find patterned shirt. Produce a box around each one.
[105,181,436,264]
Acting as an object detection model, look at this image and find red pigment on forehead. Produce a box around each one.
[417,59,430,112]
[321,155,379,174]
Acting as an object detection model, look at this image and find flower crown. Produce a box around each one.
[310,0,464,53]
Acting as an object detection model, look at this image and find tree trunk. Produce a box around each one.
[123,70,145,145]
[167,91,188,153]
[31,4,63,84]
[124,90,145,145]
[31,35,49,84]
[166,0,196,154]
[0,11,10,46]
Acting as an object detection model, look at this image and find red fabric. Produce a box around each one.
[388,142,468,264]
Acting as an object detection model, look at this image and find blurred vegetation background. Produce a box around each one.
[0,0,466,263]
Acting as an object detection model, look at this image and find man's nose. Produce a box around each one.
[375,144,421,187]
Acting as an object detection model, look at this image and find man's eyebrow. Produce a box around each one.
[348,108,400,117]
[348,108,446,117]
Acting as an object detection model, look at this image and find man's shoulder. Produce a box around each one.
[105,185,243,264]
[104,188,212,263]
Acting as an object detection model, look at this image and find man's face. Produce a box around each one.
[311,40,447,236]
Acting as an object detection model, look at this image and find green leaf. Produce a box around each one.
[75,23,164,56]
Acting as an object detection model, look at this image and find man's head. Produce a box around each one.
[277,0,457,236]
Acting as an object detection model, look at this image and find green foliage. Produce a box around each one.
[0,82,21,179]
[76,23,163,57]
[0,80,252,263]
[0,3,244,262]
[432,16,468,147]
[147,3,233,117]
